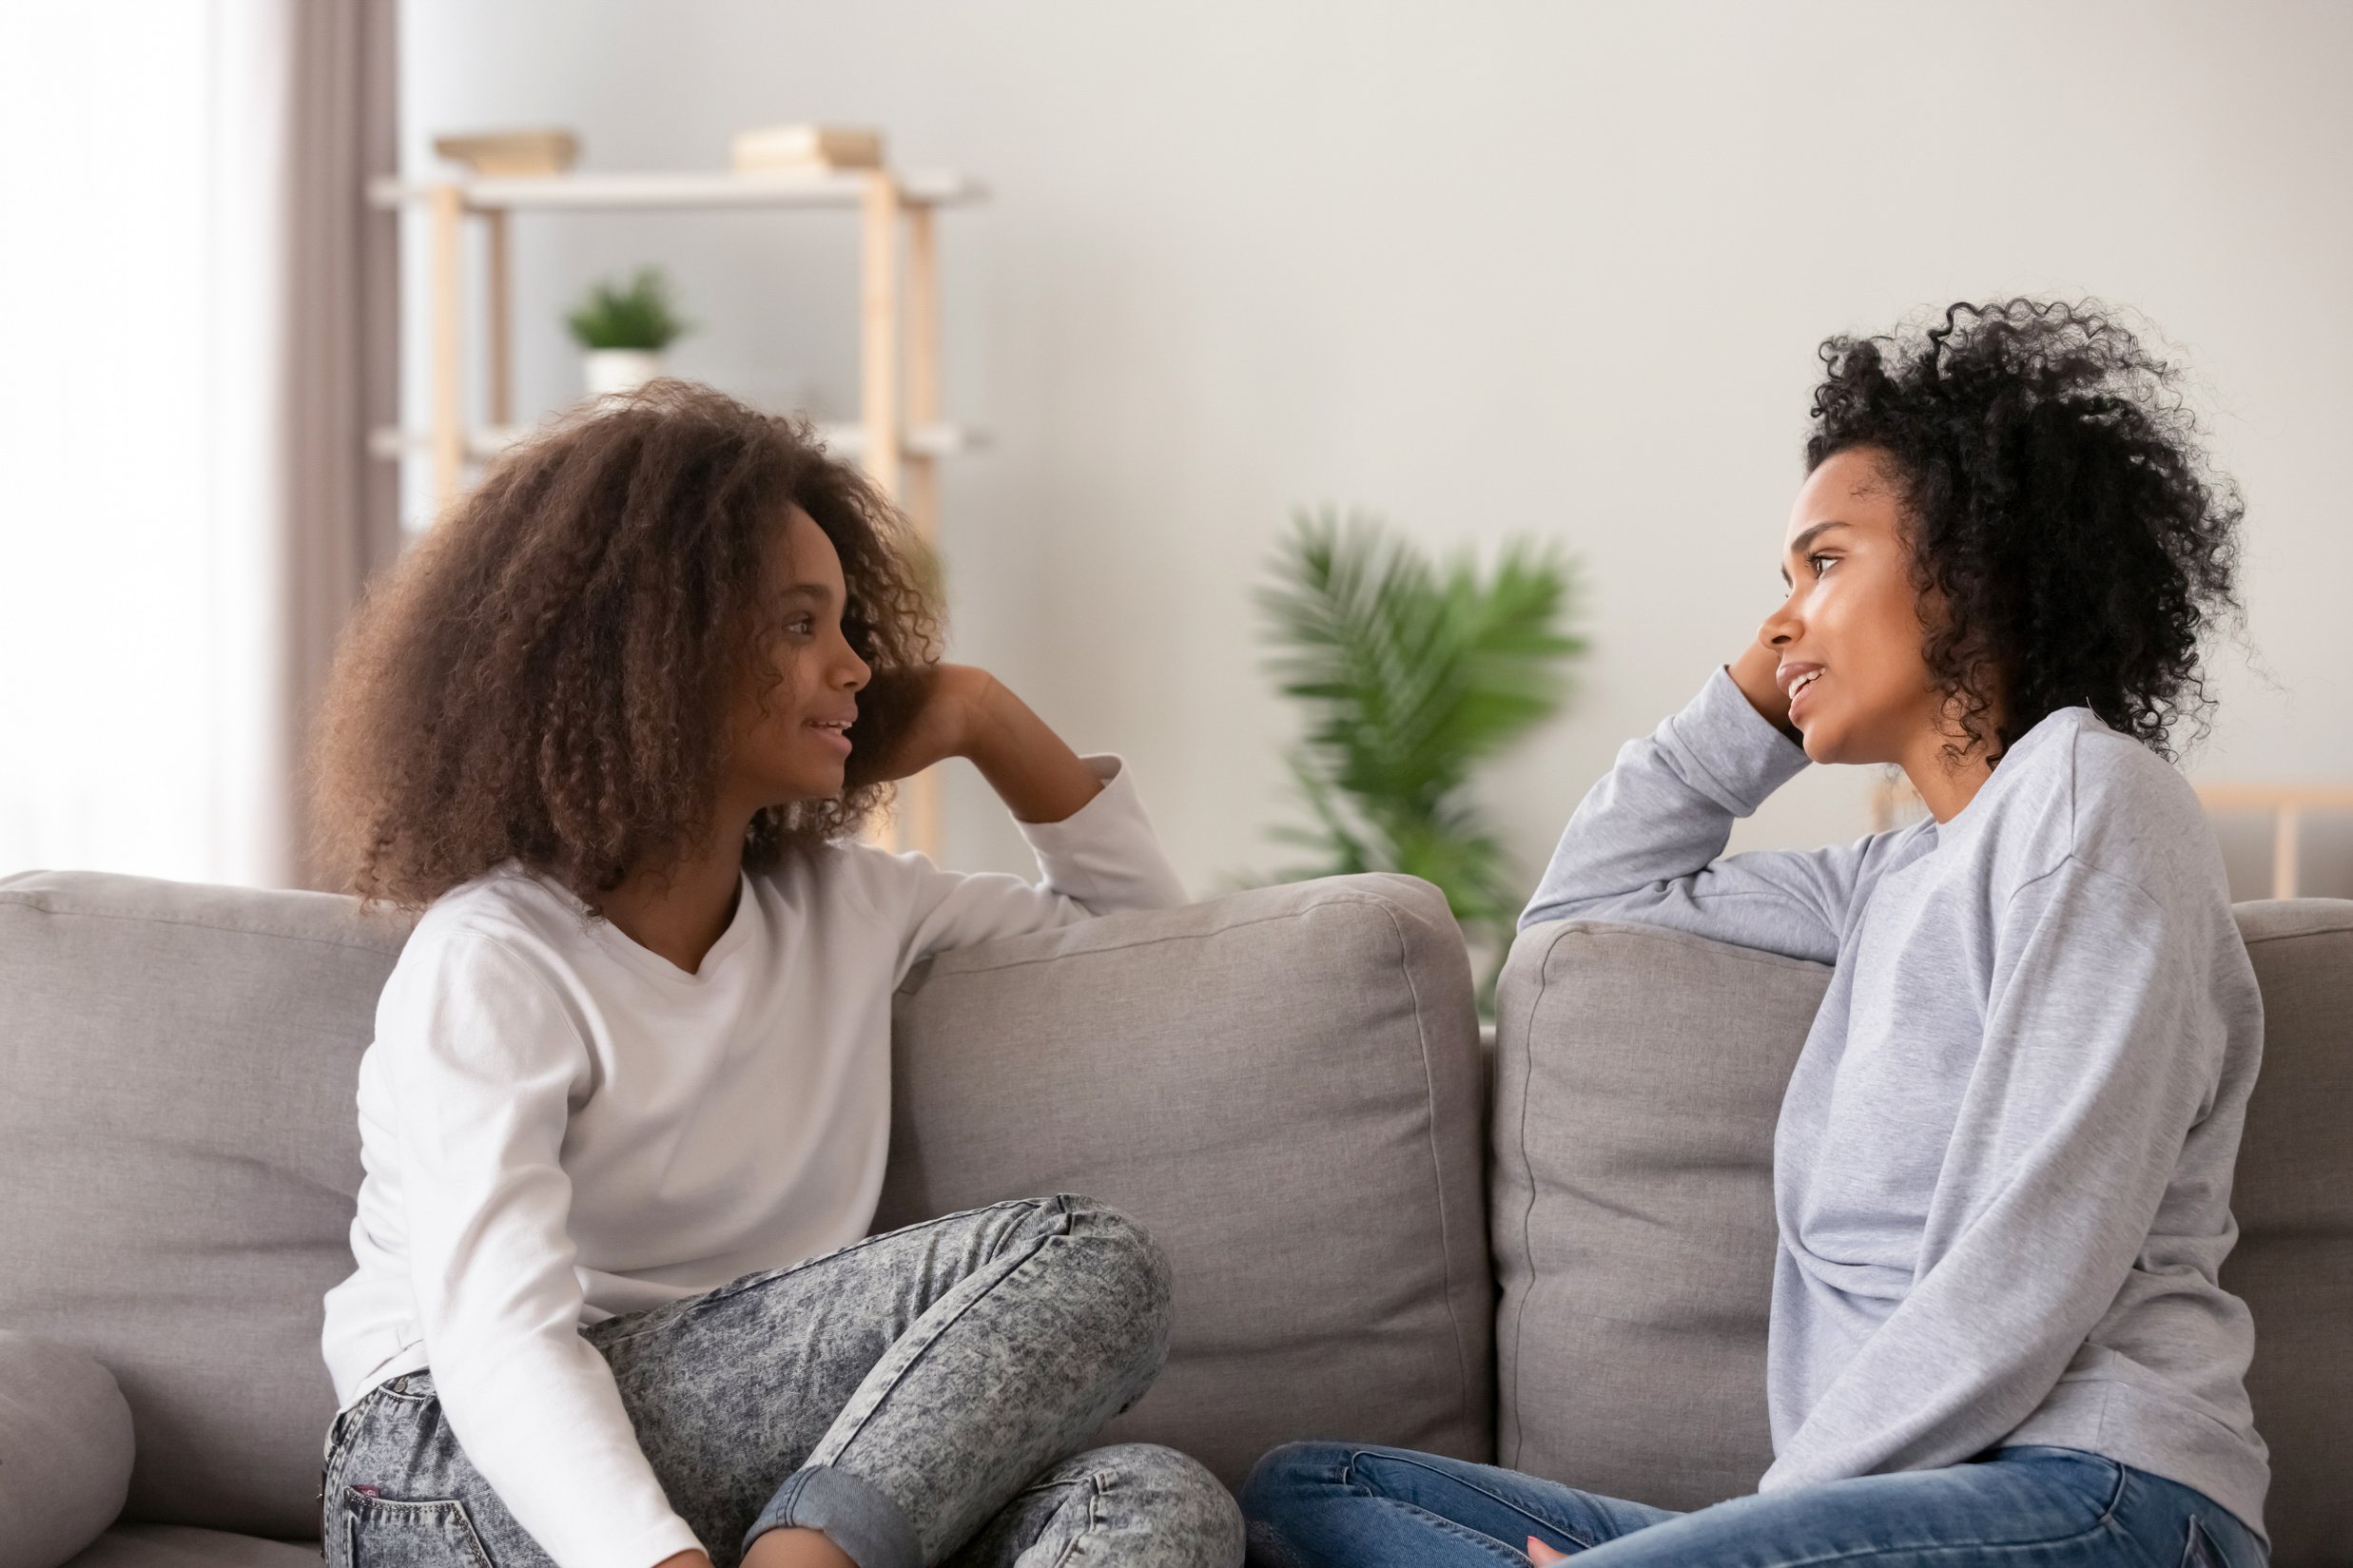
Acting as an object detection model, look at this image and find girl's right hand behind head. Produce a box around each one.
[842,664,942,790]
[845,664,999,788]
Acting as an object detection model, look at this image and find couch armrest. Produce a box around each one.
[0,1331,135,1568]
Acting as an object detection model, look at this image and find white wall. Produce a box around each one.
[399,0,2353,900]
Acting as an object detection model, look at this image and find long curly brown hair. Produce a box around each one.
[311,380,943,910]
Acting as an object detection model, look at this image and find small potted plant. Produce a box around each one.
[566,266,690,396]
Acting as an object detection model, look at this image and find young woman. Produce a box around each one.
[1242,301,2268,1567]
[311,383,1243,1568]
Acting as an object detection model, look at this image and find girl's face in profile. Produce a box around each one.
[1760,447,1952,767]
[726,505,873,808]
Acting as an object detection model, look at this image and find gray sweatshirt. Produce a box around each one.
[1523,668,2269,1538]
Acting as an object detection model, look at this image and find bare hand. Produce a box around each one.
[657,1527,856,1568]
[743,1528,855,1568]
[1728,640,1800,742]
[848,663,1104,825]
[851,663,995,785]
[1527,1537,1568,1564]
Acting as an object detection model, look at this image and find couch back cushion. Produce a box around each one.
[1491,902,2353,1568]
[0,873,409,1538]
[0,868,1490,1536]
[2221,901,2353,1566]
[875,873,1493,1486]
[1490,919,1820,1511]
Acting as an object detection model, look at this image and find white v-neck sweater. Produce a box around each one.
[1523,671,2268,1538]
[321,757,1186,1568]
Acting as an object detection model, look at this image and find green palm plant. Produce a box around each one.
[1257,509,1585,985]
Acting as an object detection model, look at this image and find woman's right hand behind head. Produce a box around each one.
[1730,640,1800,740]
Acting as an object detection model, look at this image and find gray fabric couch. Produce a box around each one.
[0,870,2344,1568]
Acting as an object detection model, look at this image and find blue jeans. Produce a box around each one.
[1241,1442,2265,1568]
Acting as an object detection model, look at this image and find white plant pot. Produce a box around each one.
[583,348,667,397]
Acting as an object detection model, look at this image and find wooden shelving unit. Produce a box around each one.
[2195,784,2353,900]
[1878,770,2353,899]
[366,164,988,857]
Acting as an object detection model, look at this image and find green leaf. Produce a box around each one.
[565,266,691,350]
[1252,508,1586,975]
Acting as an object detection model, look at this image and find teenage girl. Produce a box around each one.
[312,383,1244,1568]
[1242,301,2268,1568]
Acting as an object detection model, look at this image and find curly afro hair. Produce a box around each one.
[311,380,943,910]
[1805,299,2242,765]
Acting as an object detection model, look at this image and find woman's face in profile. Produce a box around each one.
[1760,447,1948,767]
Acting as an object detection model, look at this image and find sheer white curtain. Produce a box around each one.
[0,0,397,888]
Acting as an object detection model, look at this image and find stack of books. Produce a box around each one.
[431,128,579,178]
[731,125,885,174]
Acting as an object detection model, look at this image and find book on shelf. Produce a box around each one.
[432,127,579,178]
[731,124,885,173]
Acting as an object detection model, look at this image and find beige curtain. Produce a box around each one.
[275,0,402,888]
[0,1,398,889]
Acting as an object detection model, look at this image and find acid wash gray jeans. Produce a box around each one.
[320,1195,1243,1568]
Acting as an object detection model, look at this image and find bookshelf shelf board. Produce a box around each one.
[368,170,983,213]
[368,421,986,464]
[380,151,977,859]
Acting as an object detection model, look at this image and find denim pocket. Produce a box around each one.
[341,1487,495,1568]
[2179,1517,2252,1568]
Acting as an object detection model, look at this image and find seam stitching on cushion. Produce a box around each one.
[1372,900,1484,1444]
[1536,920,1834,978]
[2240,920,2353,945]
[0,897,405,956]
[1505,922,1570,1465]
[895,889,1429,990]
